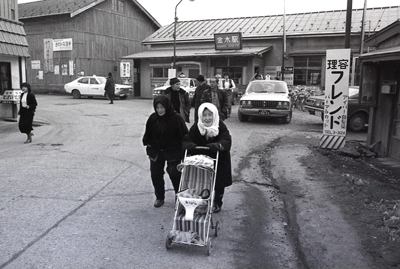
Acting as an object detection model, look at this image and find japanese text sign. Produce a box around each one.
[53,38,73,51]
[323,49,351,137]
[214,32,242,50]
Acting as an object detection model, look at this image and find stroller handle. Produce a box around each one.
[195,146,210,150]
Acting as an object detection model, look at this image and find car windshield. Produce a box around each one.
[247,81,288,94]
[163,79,189,87]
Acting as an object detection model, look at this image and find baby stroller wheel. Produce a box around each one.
[165,234,173,250]
[214,221,220,237]
[206,238,212,256]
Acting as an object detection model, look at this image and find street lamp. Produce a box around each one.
[173,0,195,70]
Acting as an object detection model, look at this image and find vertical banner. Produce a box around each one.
[120,62,131,77]
[69,60,74,76]
[320,49,351,149]
[43,39,53,73]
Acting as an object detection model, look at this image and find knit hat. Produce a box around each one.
[169,77,180,85]
[196,75,205,82]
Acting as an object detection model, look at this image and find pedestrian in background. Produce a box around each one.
[142,95,188,208]
[182,102,232,213]
[221,73,235,118]
[104,72,115,104]
[191,75,211,122]
[164,77,191,123]
[201,77,229,121]
[18,82,37,144]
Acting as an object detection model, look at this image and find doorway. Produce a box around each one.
[0,62,11,95]
[389,89,400,160]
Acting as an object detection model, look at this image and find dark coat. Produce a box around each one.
[191,83,211,121]
[104,76,115,95]
[164,87,191,123]
[18,92,37,134]
[200,88,229,120]
[143,95,188,162]
[182,120,232,189]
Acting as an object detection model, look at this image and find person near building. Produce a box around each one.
[200,77,229,121]
[182,102,232,213]
[191,75,211,122]
[250,72,264,81]
[164,77,191,123]
[142,95,188,208]
[221,73,235,118]
[18,82,37,144]
[104,72,115,104]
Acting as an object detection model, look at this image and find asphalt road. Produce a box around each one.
[0,95,367,269]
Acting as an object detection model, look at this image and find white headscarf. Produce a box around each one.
[197,102,220,138]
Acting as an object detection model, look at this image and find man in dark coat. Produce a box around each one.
[104,72,115,104]
[143,95,188,208]
[191,75,211,122]
[200,77,229,120]
[164,77,191,123]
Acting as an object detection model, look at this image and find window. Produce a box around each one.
[152,67,169,78]
[78,78,89,84]
[294,56,322,86]
[90,78,99,84]
[0,63,11,95]
[112,0,124,13]
[11,9,15,20]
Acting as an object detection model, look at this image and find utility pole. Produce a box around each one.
[344,0,353,48]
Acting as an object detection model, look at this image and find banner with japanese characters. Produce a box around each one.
[320,49,351,149]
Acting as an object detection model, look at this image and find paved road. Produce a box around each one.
[0,95,367,268]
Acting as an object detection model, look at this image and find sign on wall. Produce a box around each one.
[44,39,53,73]
[283,67,294,86]
[31,60,40,70]
[320,49,351,149]
[53,38,73,51]
[214,32,242,50]
[120,62,131,77]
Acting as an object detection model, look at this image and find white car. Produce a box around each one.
[64,75,132,99]
[152,78,196,101]
[238,80,292,123]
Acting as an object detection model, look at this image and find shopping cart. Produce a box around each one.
[165,147,220,255]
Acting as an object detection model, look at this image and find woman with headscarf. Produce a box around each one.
[143,95,188,208]
[18,82,37,143]
[182,103,232,213]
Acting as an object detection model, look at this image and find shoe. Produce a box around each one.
[212,204,221,213]
[154,199,164,208]
[24,138,32,144]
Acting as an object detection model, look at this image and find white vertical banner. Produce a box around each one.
[69,60,74,76]
[320,49,351,149]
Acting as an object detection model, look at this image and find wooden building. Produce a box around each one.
[121,5,400,99]
[18,0,160,95]
[0,0,29,119]
[359,20,400,160]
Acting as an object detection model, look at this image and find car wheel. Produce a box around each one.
[119,96,127,100]
[348,113,366,132]
[238,110,249,122]
[281,112,292,124]
[72,90,81,99]
[87,96,94,99]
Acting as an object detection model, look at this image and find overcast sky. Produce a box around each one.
[17,0,400,26]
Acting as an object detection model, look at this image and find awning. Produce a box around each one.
[0,43,29,57]
[121,46,272,59]
[359,46,400,62]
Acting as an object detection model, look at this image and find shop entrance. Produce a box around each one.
[389,89,400,160]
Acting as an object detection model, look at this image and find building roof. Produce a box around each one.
[18,0,161,28]
[0,18,29,57]
[143,5,400,44]
[364,19,400,47]
[121,46,272,59]
[360,45,400,61]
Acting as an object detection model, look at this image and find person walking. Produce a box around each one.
[191,75,211,122]
[200,77,229,121]
[164,77,191,123]
[104,72,115,104]
[142,95,188,208]
[18,82,37,144]
[182,102,232,213]
[221,73,235,118]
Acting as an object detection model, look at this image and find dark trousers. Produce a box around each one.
[214,186,225,207]
[108,93,114,103]
[150,152,181,200]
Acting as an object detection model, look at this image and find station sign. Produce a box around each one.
[214,32,242,50]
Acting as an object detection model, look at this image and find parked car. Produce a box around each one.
[304,86,369,132]
[64,75,132,99]
[238,80,292,123]
[152,78,196,101]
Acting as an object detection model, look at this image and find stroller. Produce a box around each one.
[165,147,220,255]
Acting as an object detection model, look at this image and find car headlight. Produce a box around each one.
[277,101,290,108]
[154,90,159,94]
[240,100,252,108]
